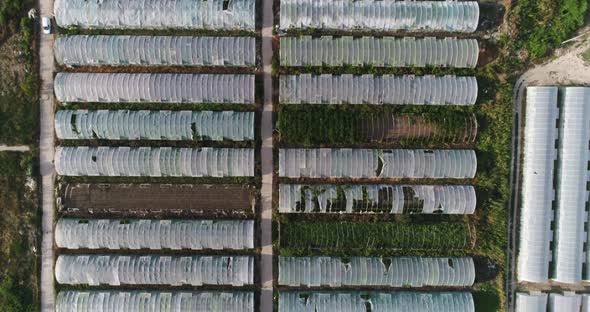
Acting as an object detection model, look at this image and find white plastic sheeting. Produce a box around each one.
[280,75,477,105]
[55,110,255,141]
[55,147,254,177]
[516,292,590,312]
[279,149,477,179]
[54,0,255,30]
[56,291,254,312]
[55,255,254,286]
[54,73,254,104]
[55,36,256,66]
[516,292,548,312]
[553,87,590,284]
[549,293,583,312]
[279,257,475,287]
[55,219,254,250]
[279,291,475,312]
[280,37,479,68]
[279,184,476,214]
[518,87,558,283]
[279,0,479,33]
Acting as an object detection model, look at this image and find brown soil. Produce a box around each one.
[359,114,478,144]
[59,183,256,217]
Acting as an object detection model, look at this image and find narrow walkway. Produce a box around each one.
[38,1,56,311]
[260,0,274,309]
[0,145,30,152]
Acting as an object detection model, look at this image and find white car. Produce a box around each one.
[41,16,51,34]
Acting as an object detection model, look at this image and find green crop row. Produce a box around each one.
[279,221,473,253]
[278,105,473,146]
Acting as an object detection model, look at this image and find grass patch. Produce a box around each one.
[509,0,588,62]
[0,0,38,146]
[278,105,474,146]
[473,285,501,312]
[0,152,39,311]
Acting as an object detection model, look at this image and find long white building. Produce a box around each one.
[518,86,590,285]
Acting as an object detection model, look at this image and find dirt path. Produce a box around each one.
[260,0,274,310]
[0,145,30,152]
[38,0,55,310]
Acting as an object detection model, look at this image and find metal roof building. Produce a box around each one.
[553,87,590,284]
[516,292,548,312]
[517,87,558,283]
[518,86,590,285]
[517,292,590,312]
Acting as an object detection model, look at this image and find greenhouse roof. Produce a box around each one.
[279,184,476,214]
[55,36,256,67]
[55,218,254,250]
[55,110,254,141]
[280,74,477,105]
[55,0,255,30]
[55,147,254,177]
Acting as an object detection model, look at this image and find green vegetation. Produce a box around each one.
[0,152,38,312]
[510,0,588,61]
[582,47,590,65]
[278,105,474,146]
[473,285,502,312]
[278,105,360,145]
[279,222,473,254]
[0,0,38,145]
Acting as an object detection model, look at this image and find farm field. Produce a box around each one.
[58,183,256,217]
[273,0,511,311]
[0,152,38,311]
[278,106,478,147]
[279,221,474,253]
[48,0,263,310]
